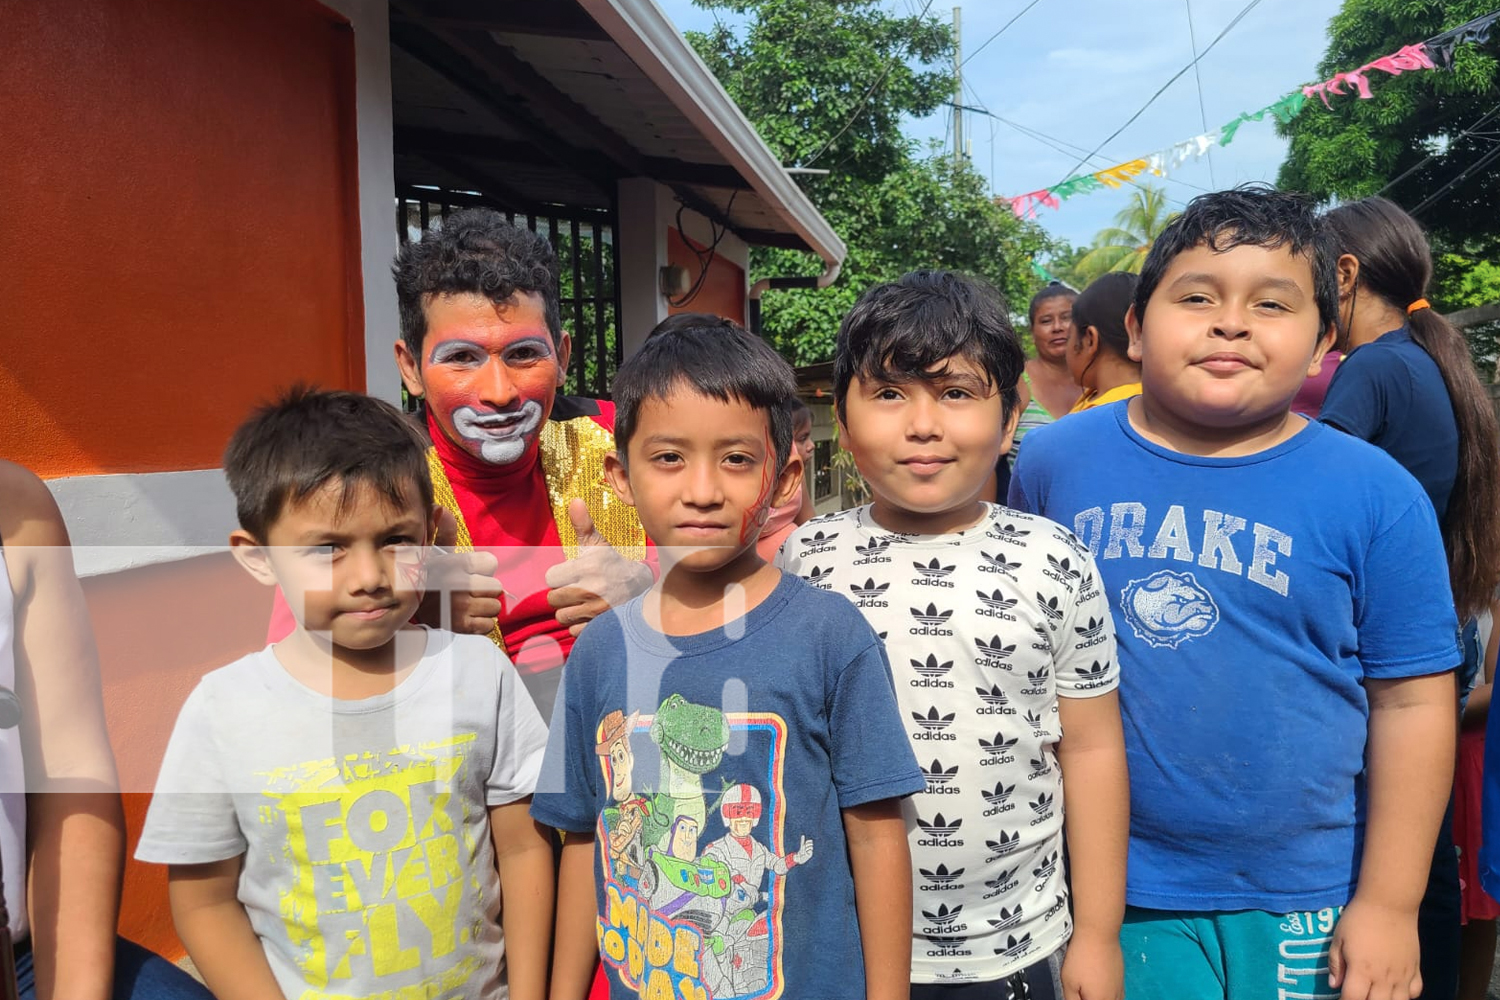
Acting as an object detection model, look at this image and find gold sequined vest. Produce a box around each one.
[426,413,646,650]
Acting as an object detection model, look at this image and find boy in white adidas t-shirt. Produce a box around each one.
[778,270,1128,1000]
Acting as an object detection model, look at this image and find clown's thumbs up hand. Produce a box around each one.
[546,500,652,637]
[419,507,503,636]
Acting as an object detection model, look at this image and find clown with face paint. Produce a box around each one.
[266,211,651,718]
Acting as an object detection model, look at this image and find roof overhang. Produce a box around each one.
[387,0,845,281]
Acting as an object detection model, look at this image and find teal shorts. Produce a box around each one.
[1120,904,1343,1000]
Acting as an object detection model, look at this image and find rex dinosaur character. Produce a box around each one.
[640,694,729,849]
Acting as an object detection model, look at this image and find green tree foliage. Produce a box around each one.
[1277,1,1500,280]
[687,0,1055,364]
[1075,186,1178,282]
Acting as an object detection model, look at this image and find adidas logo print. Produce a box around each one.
[977,732,1017,767]
[975,636,1016,670]
[1032,851,1059,882]
[978,550,1021,577]
[916,813,963,838]
[1076,660,1112,690]
[913,558,956,588]
[987,904,1024,931]
[1027,757,1051,781]
[849,578,889,608]
[1074,616,1109,648]
[976,589,1018,621]
[983,866,1020,899]
[921,902,974,956]
[853,537,893,565]
[1023,666,1050,696]
[912,706,957,742]
[910,603,954,636]
[1025,708,1047,737]
[996,932,1033,959]
[1044,554,1081,585]
[1031,622,1053,652]
[985,831,1021,862]
[1037,594,1064,621]
[981,781,1017,817]
[910,654,955,690]
[975,685,1016,716]
[987,522,1031,543]
[919,863,966,890]
[1028,792,1055,826]
[922,759,960,794]
[800,530,839,556]
[805,566,834,589]
[1045,893,1067,920]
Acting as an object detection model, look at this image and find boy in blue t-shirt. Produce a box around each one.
[1009,186,1460,1000]
[531,314,924,1000]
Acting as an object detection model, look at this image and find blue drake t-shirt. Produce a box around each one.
[531,572,924,1000]
[1320,325,1459,520]
[1009,404,1459,912]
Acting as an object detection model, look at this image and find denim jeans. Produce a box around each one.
[14,935,213,1000]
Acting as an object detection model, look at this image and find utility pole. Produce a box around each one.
[952,6,963,167]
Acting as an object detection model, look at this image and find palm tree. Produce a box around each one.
[1076,186,1178,282]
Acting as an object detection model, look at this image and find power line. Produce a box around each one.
[961,0,1045,67]
[1410,141,1500,216]
[1373,99,1500,199]
[1183,0,1217,188]
[1052,0,1264,187]
[801,0,940,167]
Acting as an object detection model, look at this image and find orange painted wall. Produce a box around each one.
[86,554,271,960]
[0,0,365,479]
[666,227,747,325]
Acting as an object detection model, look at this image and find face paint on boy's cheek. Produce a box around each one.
[737,426,779,548]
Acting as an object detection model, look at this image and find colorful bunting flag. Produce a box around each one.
[1005,11,1496,219]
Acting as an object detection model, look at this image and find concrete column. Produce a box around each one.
[323,0,401,404]
[617,177,669,361]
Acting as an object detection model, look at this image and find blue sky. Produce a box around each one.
[656,0,1349,251]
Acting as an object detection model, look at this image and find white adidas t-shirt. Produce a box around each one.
[777,504,1119,983]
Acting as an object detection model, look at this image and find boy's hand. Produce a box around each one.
[547,501,652,636]
[1326,897,1421,999]
[1060,927,1123,1000]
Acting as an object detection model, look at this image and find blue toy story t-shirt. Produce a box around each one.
[1009,403,1459,913]
[1320,325,1459,520]
[531,572,925,1000]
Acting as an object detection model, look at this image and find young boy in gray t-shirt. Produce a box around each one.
[137,389,552,1000]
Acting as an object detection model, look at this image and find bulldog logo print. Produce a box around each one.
[1120,569,1220,648]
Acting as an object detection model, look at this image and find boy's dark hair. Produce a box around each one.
[1028,282,1076,325]
[833,270,1024,421]
[615,313,797,471]
[1134,184,1337,335]
[393,208,563,356]
[225,387,433,541]
[1072,271,1138,359]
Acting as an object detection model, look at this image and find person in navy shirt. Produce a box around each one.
[1011,186,1460,1000]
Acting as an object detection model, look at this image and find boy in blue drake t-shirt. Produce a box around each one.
[532,315,924,1000]
[1009,186,1460,1000]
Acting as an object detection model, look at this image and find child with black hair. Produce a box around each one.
[778,272,1129,1000]
[138,388,554,1000]
[531,314,923,1000]
[1010,185,1460,1000]
[1065,272,1141,413]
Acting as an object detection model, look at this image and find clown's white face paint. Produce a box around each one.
[452,400,544,465]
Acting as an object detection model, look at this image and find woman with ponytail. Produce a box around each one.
[1322,196,1500,1000]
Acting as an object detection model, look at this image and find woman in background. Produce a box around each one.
[1064,272,1141,413]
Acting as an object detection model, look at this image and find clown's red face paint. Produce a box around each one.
[397,292,565,466]
[615,386,781,575]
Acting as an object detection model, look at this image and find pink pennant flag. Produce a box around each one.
[1008,189,1061,219]
[1302,42,1436,106]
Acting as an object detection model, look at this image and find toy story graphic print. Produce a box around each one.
[592,699,809,1000]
